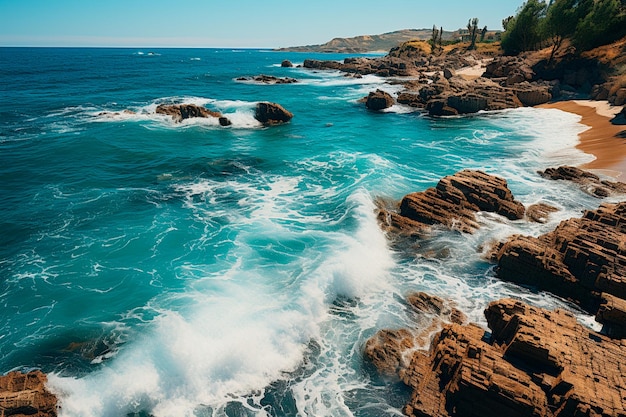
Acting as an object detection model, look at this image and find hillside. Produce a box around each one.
[275,29,459,53]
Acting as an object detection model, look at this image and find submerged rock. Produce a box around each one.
[155,103,224,123]
[236,74,298,84]
[540,165,626,197]
[254,102,293,126]
[0,370,58,417]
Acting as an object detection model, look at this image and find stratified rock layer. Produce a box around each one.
[0,371,57,417]
[378,169,525,236]
[492,202,626,313]
[368,298,626,417]
[540,166,626,197]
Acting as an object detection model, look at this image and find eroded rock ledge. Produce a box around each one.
[0,371,57,417]
[492,201,626,317]
[366,297,626,417]
[378,169,525,236]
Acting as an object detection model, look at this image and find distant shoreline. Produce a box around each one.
[538,100,625,179]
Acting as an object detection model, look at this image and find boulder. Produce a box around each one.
[365,89,395,111]
[492,201,626,313]
[367,297,626,417]
[515,85,552,106]
[280,60,293,67]
[447,94,488,114]
[426,100,459,116]
[0,371,57,417]
[379,169,525,236]
[155,104,222,123]
[540,166,626,197]
[254,102,293,126]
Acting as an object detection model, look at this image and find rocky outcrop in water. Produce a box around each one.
[0,371,57,417]
[155,104,231,126]
[365,89,395,110]
[236,75,298,84]
[254,102,293,126]
[491,201,626,314]
[366,297,626,417]
[378,169,525,236]
[540,166,626,197]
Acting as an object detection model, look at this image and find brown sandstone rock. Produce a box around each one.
[0,371,57,417]
[526,202,559,223]
[254,102,293,126]
[364,293,467,378]
[370,297,626,417]
[540,166,626,197]
[155,104,223,123]
[365,89,395,111]
[379,170,525,236]
[492,202,626,313]
[515,85,552,106]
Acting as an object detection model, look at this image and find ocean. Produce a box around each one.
[0,47,612,417]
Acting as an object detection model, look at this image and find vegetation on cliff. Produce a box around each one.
[502,0,626,57]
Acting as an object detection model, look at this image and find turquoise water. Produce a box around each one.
[0,47,608,416]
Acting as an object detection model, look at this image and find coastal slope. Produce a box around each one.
[275,28,458,53]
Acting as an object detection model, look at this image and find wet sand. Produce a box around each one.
[538,100,625,179]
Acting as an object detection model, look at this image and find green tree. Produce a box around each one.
[573,0,626,50]
[543,0,591,62]
[501,0,548,55]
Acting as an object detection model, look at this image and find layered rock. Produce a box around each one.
[540,165,626,197]
[155,103,231,126]
[0,371,57,417]
[366,298,626,417]
[364,293,466,377]
[492,202,626,313]
[254,102,293,126]
[378,170,525,236]
[365,89,395,110]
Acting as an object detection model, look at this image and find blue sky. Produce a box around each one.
[0,0,526,48]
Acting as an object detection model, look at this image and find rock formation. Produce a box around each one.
[254,102,293,126]
[280,60,293,68]
[0,371,57,417]
[366,297,626,417]
[540,166,626,197]
[365,89,395,110]
[155,103,231,125]
[235,75,298,84]
[378,170,525,236]
[364,293,466,377]
[492,201,626,314]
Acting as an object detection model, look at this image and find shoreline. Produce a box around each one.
[538,100,625,179]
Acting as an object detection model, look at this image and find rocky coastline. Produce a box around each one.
[4,35,626,417]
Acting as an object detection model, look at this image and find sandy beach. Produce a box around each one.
[539,100,625,179]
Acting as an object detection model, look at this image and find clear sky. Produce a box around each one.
[0,0,526,48]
